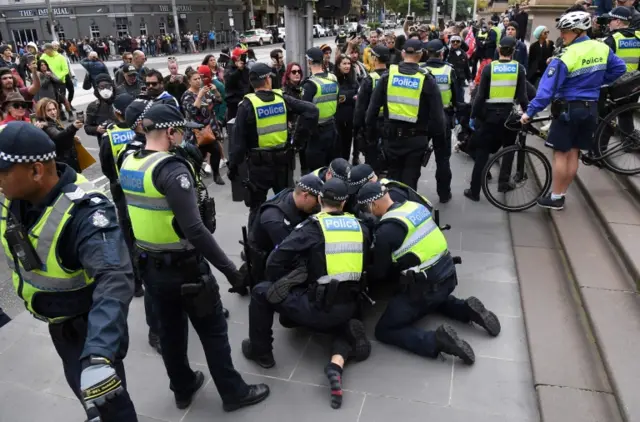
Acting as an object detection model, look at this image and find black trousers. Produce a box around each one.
[48,316,138,421]
[65,73,75,103]
[198,141,222,176]
[306,124,338,170]
[469,120,518,196]
[432,114,453,199]
[246,162,292,228]
[336,118,356,161]
[386,138,428,190]
[141,257,250,402]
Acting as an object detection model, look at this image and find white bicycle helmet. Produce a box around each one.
[556,11,592,31]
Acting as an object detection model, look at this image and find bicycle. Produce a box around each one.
[481,100,640,212]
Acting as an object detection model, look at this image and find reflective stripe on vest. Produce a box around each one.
[487,60,518,103]
[245,92,288,148]
[380,201,447,265]
[613,31,640,72]
[314,212,364,285]
[0,174,98,323]
[310,74,338,124]
[120,151,194,252]
[560,39,610,79]
[107,126,136,176]
[426,65,453,107]
[386,64,426,123]
[370,72,384,116]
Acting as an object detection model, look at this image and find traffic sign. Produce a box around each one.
[228,8,233,17]
[229,17,234,27]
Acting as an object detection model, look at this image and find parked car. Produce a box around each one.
[242,29,273,45]
[313,24,326,38]
[265,25,286,42]
[383,20,397,29]
[324,26,334,37]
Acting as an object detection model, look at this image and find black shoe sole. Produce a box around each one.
[436,325,475,365]
[175,370,205,409]
[536,201,564,211]
[222,385,271,412]
[466,296,501,337]
[346,319,371,362]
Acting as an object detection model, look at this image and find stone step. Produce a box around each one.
[529,139,640,422]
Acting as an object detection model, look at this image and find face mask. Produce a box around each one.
[99,88,112,99]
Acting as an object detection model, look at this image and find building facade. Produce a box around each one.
[0,0,246,44]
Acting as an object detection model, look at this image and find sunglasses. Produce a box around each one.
[290,69,301,75]
[452,40,461,43]
[145,81,159,87]
[9,102,29,109]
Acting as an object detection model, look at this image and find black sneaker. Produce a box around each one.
[148,331,162,354]
[241,338,275,369]
[435,325,475,365]
[463,189,480,202]
[537,194,565,210]
[465,296,501,337]
[174,370,205,409]
[214,174,226,185]
[498,182,516,193]
[345,319,371,362]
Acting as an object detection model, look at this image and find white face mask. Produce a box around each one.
[99,88,112,99]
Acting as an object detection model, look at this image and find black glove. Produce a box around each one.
[266,265,308,304]
[226,268,248,296]
[227,165,238,182]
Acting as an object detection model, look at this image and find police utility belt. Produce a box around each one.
[399,250,449,294]
[550,99,596,119]
[308,279,359,311]
[394,126,429,138]
[248,145,293,166]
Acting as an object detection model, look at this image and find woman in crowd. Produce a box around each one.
[164,57,187,103]
[34,59,63,105]
[528,25,554,86]
[0,92,31,124]
[282,62,305,173]
[35,98,83,172]
[202,54,225,81]
[334,54,359,163]
[181,68,225,185]
[198,64,228,167]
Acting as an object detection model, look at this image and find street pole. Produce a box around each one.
[451,0,457,21]
[407,0,411,17]
[431,0,437,24]
[45,0,57,42]
[250,0,255,28]
[472,0,478,20]
[171,0,181,45]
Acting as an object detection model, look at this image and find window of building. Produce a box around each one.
[90,24,100,39]
[12,29,37,45]
[159,22,167,35]
[140,23,147,36]
[116,18,128,38]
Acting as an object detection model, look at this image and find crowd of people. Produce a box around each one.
[0,0,639,419]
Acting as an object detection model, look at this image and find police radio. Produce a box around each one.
[1,203,43,271]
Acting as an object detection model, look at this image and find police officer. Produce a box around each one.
[301,47,340,170]
[120,104,270,411]
[366,38,446,191]
[354,45,389,175]
[485,16,501,58]
[0,122,137,420]
[522,11,626,210]
[229,62,319,228]
[311,157,352,183]
[345,163,376,214]
[243,178,371,410]
[464,36,529,202]
[424,39,458,203]
[357,182,501,364]
[244,174,323,286]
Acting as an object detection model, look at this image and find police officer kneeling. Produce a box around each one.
[229,62,319,227]
[311,156,352,182]
[0,122,137,421]
[245,174,323,285]
[120,104,270,411]
[464,36,529,202]
[243,178,371,410]
[366,38,446,191]
[357,182,501,364]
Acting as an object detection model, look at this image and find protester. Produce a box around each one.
[334,54,359,163]
[35,97,82,172]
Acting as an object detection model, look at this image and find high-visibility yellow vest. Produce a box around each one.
[560,39,610,79]
[120,151,195,253]
[245,91,288,148]
[379,178,434,210]
[369,72,384,116]
[380,201,447,272]
[386,64,426,123]
[490,26,501,45]
[311,167,327,179]
[314,212,364,284]
[426,64,453,107]
[310,73,338,124]
[612,31,640,72]
[106,125,136,176]
[488,60,518,104]
[477,31,488,41]
[0,174,99,323]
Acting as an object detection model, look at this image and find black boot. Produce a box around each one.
[241,338,275,368]
[345,319,371,362]
[435,324,475,365]
[214,173,226,185]
[174,370,205,409]
[222,383,270,412]
[466,296,501,336]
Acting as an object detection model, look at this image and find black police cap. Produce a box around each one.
[142,104,203,131]
[328,158,351,181]
[348,164,375,194]
[370,45,390,62]
[403,39,424,54]
[321,178,349,202]
[306,47,324,64]
[499,36,517,48]
[296,174,323,196]
[113,93,135,115]
[356,181,387,205]
[125,98,150,129]
[0,122,56,170]
[426,39,445,53]
[605,6,632,21]
[249,62,274,82]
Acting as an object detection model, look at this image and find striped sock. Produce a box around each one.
[324,363,343,409]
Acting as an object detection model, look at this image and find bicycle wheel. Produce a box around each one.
[481,145,552,212]
[594,102,640,175]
